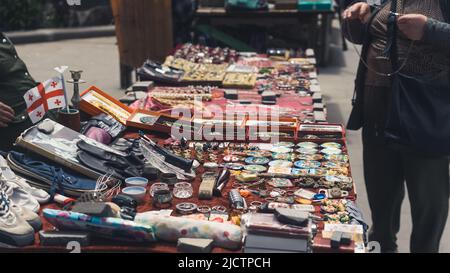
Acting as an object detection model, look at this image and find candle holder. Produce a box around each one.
[67,70,85,110]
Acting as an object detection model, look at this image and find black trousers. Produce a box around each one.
[363,86,450,253]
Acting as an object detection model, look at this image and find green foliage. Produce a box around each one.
[0,0,44,30]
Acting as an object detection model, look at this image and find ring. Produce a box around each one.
[176,202,198,215]
[197,205,211,214]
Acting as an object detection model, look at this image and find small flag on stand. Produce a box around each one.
[24,77,66,124]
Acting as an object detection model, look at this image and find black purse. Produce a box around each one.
[384,0,450,156]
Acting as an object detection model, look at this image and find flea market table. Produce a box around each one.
[194,7,335,66]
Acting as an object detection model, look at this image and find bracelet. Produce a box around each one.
[197,205,211,214]
[161,173,178,185]
[176,202,198,215]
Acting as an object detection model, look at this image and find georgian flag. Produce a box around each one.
[24,77,66,124]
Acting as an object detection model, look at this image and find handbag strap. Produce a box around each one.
[386,0,399,70]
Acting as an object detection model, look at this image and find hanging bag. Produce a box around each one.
[384,0,450,156]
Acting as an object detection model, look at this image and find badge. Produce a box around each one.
[297,154,323,161]
[320,142,342,149]
[272,153,294,160]
[244,165,267,173]
[296,148,319,155]
[294,189,316,200]
[267,178,293,188]
[324,154,349,162]
[297,142,319,149]
[268,160,293,167]
[270,146,293,154]
[294,160,321,169]
[246,150,272,157]
[245,156,270,165]
[292,168,326,176]
[321,148,342,155]
[267,166,292,175]
[274,142,295,148]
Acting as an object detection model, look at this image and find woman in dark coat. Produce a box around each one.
[342,0,450,253]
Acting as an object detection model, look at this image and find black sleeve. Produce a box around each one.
[422,18,450,55]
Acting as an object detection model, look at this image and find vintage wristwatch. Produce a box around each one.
[198,172,217,200]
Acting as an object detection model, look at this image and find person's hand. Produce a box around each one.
[0,102,15,127]
[343,2,372,24]
[397,14,428,41]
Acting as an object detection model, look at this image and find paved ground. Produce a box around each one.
[14,30,450,253]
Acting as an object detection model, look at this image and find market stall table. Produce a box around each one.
[194,7,334,66]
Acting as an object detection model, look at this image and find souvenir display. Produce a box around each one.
[80,86,132,125]
[4,44,367,254]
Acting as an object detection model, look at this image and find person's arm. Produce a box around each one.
[341,1,370,45]
[422,18,450,54]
